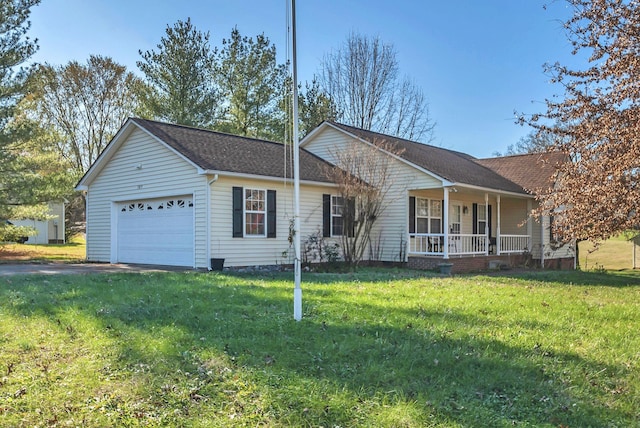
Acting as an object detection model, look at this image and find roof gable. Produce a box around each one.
[314,122,527,194]
[77,118,337,189]
[475,151,567,193]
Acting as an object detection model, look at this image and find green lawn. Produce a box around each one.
[579,235,634,271]
[0,235,86,263]
[1,269,639,427]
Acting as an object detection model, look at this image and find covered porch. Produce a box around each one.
[407,186,533,263]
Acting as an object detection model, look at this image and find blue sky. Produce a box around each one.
[28,0,578,157]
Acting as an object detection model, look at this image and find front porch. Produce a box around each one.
[408,233,531,257]
[406,187,534,272]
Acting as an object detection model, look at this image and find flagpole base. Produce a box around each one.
[293,287,302,321]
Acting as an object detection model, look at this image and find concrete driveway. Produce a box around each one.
[0,263,192,276]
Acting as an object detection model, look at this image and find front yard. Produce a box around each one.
[1,269,638,427]
[0,235,86,263]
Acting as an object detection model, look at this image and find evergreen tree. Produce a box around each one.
[0,0,40,222]
[298,79,337,137]
[137,18,220,128]
[214,28,287,141]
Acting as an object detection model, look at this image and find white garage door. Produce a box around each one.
[117,196,194,266]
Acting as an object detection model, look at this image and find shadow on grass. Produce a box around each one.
[0,271,631,426]
[477,268,640,287]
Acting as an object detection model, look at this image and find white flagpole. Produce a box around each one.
[291,0,302,321]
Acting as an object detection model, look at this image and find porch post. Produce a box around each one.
[541,215,546,268]
[485,193,489,256]
[496,194,501,255]
[527,199,533,251]
[443,187,450,259]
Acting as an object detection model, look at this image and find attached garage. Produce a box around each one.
[115,196,194,267]
[76,118,338,269]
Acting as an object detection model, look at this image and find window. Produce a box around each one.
[415,197,442,233]
[232,187,276,238]
[477,204,487,235]
[323,194,354,237]
[450,204,461,234]
[245,188,266,236]
[331,195,344,236]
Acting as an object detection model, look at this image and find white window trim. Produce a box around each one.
[450,203,461,234]
[331,195,344,237]
[244,188,267,238]
[477,203,487,235]
[416,197,442,234]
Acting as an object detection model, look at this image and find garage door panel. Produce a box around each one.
[117,196,193,266]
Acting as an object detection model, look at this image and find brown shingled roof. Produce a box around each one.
[132,118,335,183]
[328,122,527,194]
[475,151,567,194]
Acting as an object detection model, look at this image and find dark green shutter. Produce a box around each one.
[323,194,331,237]
[232,187,243,238]
[267,190,276,238]
[409,197,415,234]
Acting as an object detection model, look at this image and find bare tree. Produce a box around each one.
[33,56,141,174]
[320,33,434,142]
[522,0,640,243]
[325,139,404,266]
[495,128,560,156]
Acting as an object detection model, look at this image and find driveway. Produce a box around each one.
[0,262,192,276]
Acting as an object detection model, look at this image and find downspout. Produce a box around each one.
[206,174,219,270]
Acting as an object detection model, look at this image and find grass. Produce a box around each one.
[1,269,639,427]
[579,235,634,271]
[0,235,86,263]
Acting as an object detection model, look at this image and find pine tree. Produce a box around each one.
[137,18,221,128]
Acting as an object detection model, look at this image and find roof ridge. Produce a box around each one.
[131,117,287,147]
[327,121,476,160]
[477,150,564,161]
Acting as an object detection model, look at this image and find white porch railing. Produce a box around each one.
[409,233,530,256]
[499,234,531,254]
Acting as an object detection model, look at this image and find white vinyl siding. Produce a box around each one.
[85,127,208,268]
[209,176,336,267]
[303,126,445,262]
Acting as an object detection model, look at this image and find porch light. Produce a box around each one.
[463,205,469,214]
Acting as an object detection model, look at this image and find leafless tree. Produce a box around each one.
[33,56,141,174]
[320,33,434,143]
[325,138,404,266]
